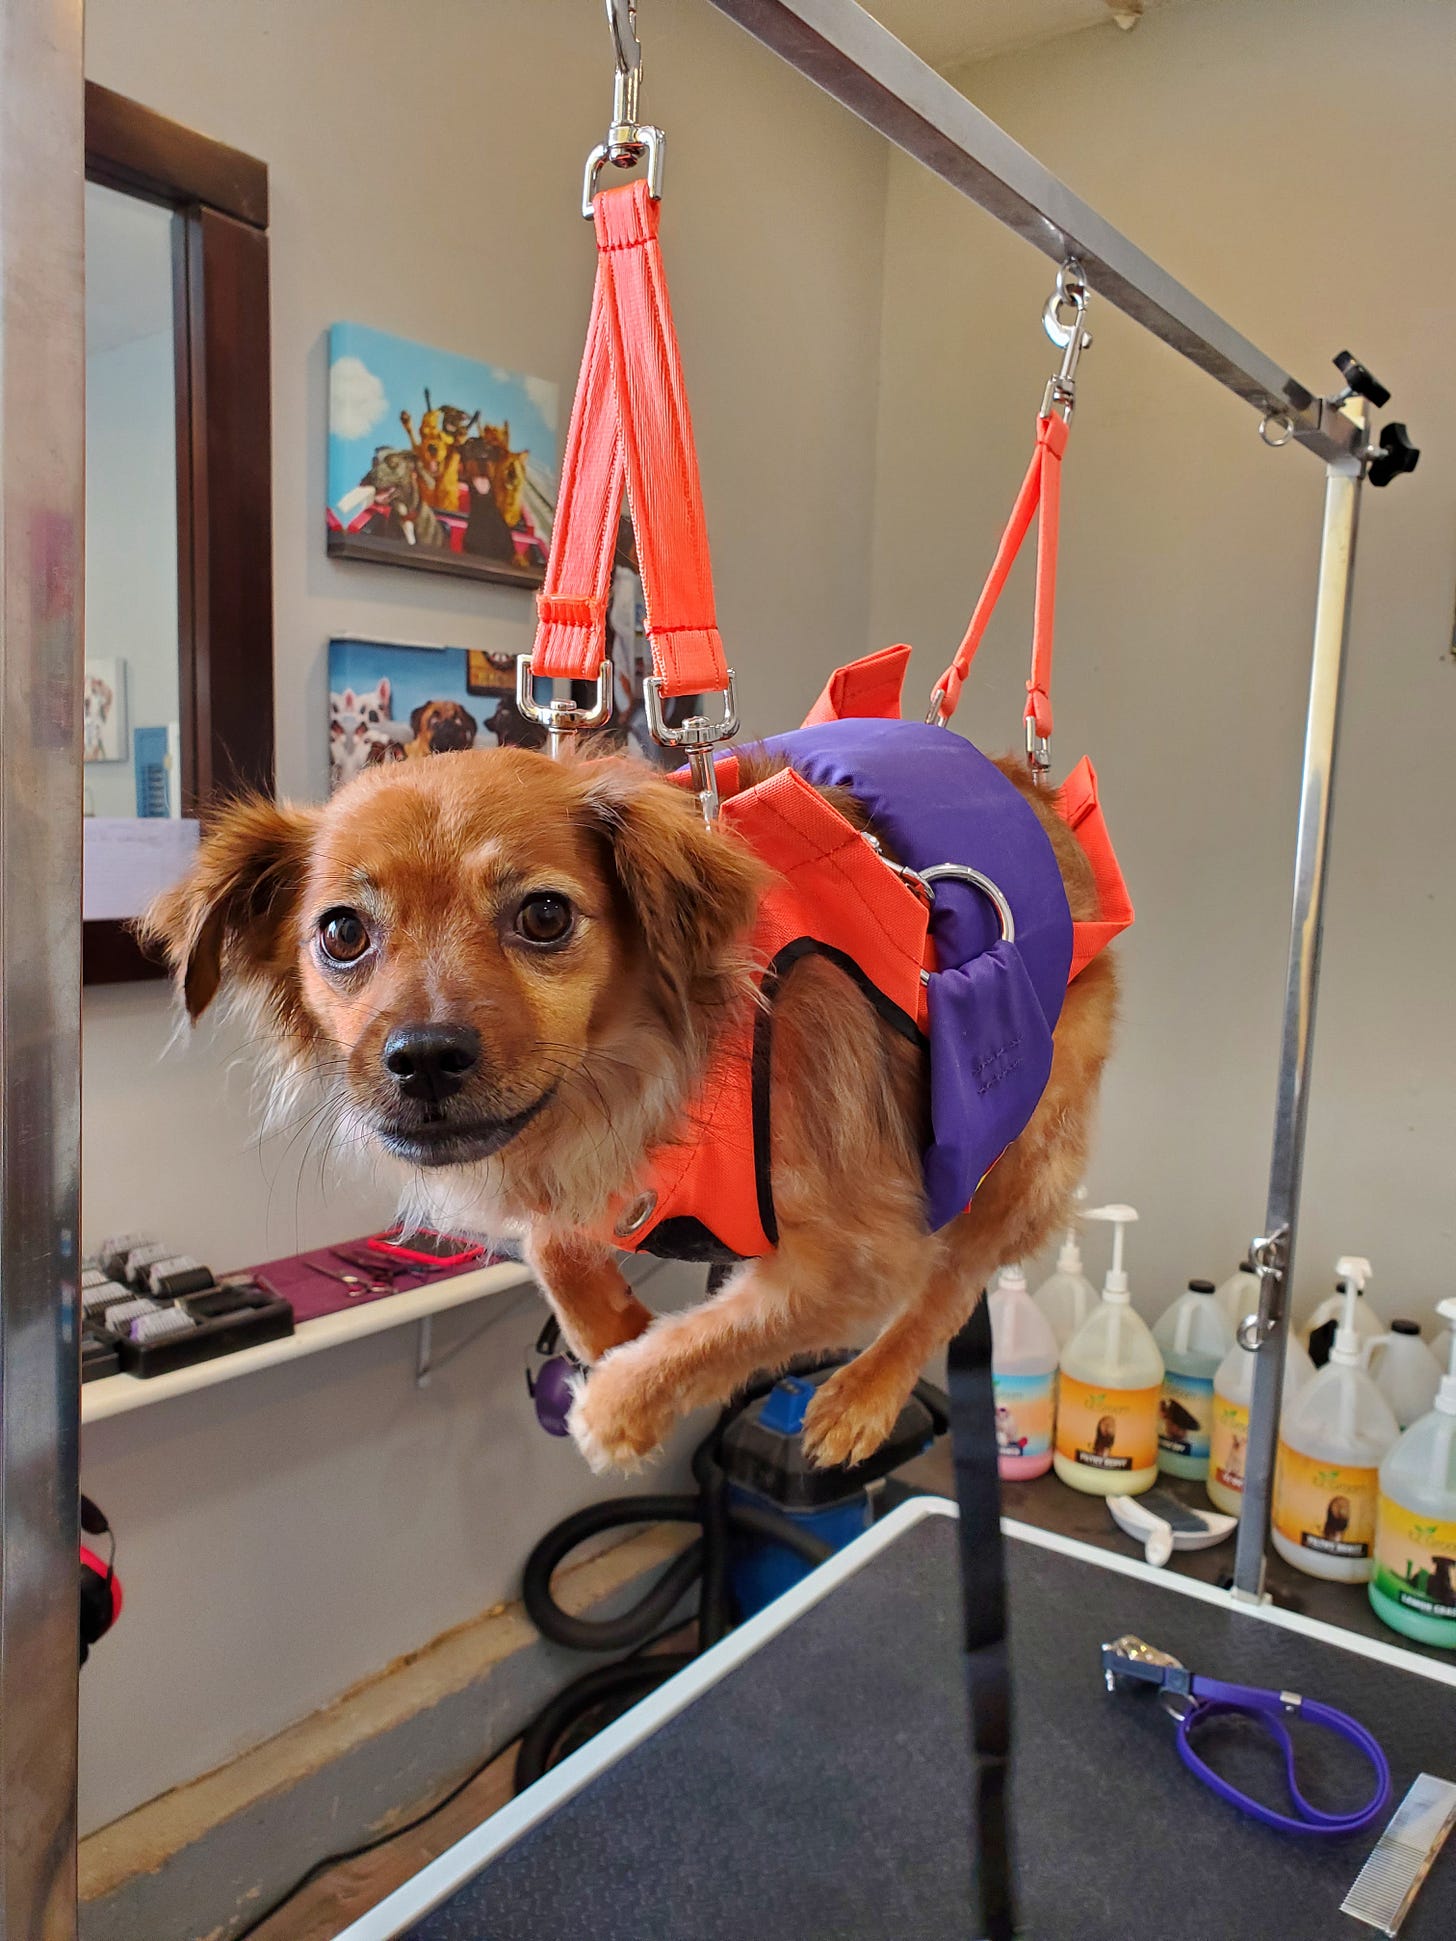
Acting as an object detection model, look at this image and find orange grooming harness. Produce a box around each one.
[524,181,1131,1264]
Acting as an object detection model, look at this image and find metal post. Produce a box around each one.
[1232,411,1366,1599]
[0,0,85,1930]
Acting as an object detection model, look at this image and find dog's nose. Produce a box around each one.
[382,1023,481,1103]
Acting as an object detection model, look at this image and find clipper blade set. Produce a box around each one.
[82,1237,293,1379]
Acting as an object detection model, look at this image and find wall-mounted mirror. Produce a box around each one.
[82,85,274,982]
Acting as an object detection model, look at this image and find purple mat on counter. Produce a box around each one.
[245,1238,505,1325]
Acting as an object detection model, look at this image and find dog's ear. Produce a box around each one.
[377,676,391,709]
[135,796,318,1021]
[574,760,767,1030]
[461,705,478,735]
[410,703,426,736]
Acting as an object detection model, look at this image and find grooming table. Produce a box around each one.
[338,1500,1456,1940]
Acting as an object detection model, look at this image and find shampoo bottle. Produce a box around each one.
[1371,1300,1456,1648]
[1153,1280,1234,1480]
[1054,1206,1162,1497]
[1033,1217,1096,1352]
[1272,1260,1399,1582]
[1372,1321,1443,1430]
[988,1265,1058,1480]
[1213,1258,1261,1337]
[1207,1330,1315,1517]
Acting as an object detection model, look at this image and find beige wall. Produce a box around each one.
[79,0,888,1832]
[78,0,1455,1840]
[870,0,1456,1328]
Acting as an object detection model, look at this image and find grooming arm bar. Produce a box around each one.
[705,0,1361,467]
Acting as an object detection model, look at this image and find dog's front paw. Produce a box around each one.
[800,1358,905,1470]
[566,1348,674,1474]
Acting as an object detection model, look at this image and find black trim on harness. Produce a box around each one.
[947,1294,1017,1940]
[637,1217,746,1265]
[750,938,927,1253]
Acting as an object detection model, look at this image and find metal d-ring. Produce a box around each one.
[917,864,1016,945]
[1259,410,1294,449]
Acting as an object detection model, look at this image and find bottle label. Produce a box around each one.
[992,1370,1053,1461]
[1373,1496,1456,1621]
[1210,1395,1250,1496]
[1054,1376,1159,1472]
[1273,1445,1378,1558]
[1158,1370,1215,1459]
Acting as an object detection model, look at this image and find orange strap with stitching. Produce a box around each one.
[531,182,727,700]
[932,411,1068,741]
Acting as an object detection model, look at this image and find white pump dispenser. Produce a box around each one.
[1300,1254,1385,1362]
[1371,1299,1456,1647]
[1034,1189,1096,1350]
[1054,1205,1163,1497]
[1272,1259,1399,1582]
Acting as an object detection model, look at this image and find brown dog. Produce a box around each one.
[406,699,479,759]
[140,746,1115,1472]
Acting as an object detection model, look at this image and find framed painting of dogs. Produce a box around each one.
[326,323,556,588]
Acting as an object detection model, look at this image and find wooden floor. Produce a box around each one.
[246,1742,520,1941]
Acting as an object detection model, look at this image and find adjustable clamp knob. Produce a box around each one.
[1367,421,1420,488]
[1333,350,1391,409]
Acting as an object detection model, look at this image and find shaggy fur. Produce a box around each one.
[139,743,1116,1473]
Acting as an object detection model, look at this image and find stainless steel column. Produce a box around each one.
[0,0,85,1930]
[1232,414,1366,1600]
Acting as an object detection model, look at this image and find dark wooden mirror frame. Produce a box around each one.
[83,84,274,984]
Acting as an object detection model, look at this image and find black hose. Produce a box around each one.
[514,1373,835,1791]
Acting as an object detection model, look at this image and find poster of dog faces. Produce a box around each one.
[326,323,557,586]
[329,600,705,790]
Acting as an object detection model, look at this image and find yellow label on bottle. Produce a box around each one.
[1054,1375,1159,1472]
[1210,1394,1250,1496]
[1373,1496,1456,1621]
[1272,1443,1377,1559]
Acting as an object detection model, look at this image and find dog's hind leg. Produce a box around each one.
[527,1231,654,1366]
[799,1244,996,1469]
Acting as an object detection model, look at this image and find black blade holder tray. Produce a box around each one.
[114,1280,294,1378]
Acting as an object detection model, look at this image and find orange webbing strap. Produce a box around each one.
[1057,756,1134,980]
[531,181,728,700]
[932,412,1069,744]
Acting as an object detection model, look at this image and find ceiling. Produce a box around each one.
[865,0,1130,70]
[86,181,176,358]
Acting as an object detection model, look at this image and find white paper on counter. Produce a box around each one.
[84,817,200,922]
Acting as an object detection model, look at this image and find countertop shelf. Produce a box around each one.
[82,1258,535,1424]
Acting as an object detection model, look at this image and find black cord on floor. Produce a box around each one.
[232,1725,520,1940]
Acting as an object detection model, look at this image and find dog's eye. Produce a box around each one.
[317,908,372,965]
[514,892,574,947]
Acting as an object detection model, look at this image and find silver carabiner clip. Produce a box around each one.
[644,674,738,829]
[515,657,613,760]
[1041,258,1092,422]
[583,0,666,217]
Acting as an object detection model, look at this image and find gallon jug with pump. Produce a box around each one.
[1372,1321,1443,1430]
[1272,1261,1399,1582]
[1371,1300,1456,1648]
[1213,1259,1261,1337]
[1206,1330,1315,1517]
[1054,1206,1162,1497]
[1153,1280,1234,1480]
[1301,1256,1385,1366]
[989,1265,1058,1479]
[1034,1211,1096,1352]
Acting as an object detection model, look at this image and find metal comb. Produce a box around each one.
[1340,1772,1456,1934]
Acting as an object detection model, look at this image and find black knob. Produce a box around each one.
[1368,421,1420,488]
[1334,349,1391,409]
